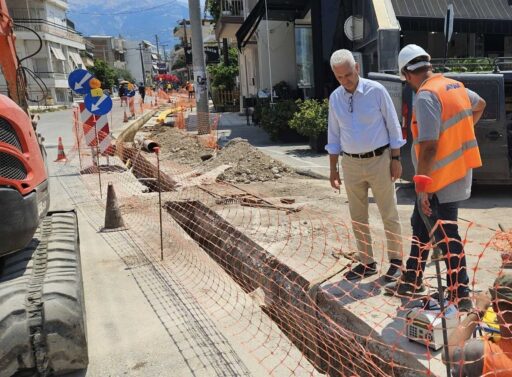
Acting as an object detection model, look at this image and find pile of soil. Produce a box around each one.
[149,125,297,183]
[149,127,211,166]
[202,138,296,183]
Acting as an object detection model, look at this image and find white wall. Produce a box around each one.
[256,21,296,92]
[125,40,144,84]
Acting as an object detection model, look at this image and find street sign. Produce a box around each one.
[68,69,94,95]
[444,4,454,44]
[84,93,113,115]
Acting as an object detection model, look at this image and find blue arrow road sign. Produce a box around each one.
[84,93,113,116]
[68,69,94,95]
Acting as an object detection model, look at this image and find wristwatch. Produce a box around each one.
[391,156,401,161]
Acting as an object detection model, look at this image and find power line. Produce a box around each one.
[68,1,178,16]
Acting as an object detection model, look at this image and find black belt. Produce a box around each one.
[343,144,389,159]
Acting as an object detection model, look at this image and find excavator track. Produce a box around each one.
[0,211,88,376]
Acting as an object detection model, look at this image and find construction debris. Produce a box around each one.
[148,126,299,183]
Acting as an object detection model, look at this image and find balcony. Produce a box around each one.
[215,0,245,40]
[34,71,68,80]
[13,19,85,45]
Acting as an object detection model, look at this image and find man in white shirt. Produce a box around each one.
[326,49,406,281]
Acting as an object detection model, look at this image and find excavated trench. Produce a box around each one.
[124,142,424,376]
[118,145,177,192]
[164,200,411,377]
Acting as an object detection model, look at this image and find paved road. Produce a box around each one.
[38,96,136,151]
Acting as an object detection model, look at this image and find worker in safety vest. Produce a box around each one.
[443,272,512,376]
[385,45,486,312]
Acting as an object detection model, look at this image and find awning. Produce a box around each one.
[236,0,311,49]
[151,54,159,60]
[50,46,66,61]
[391,0,512,20]
[69,51,85,67]
[152,65,159,71]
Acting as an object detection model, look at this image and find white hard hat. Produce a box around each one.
[398,44,431,80]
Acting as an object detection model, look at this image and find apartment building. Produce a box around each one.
[85,35,127,70]
[0,0,86,105]
[125,40,159,86]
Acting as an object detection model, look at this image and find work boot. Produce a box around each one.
[383,259,402,283]
[344,262,377,281]
[384,272,427,297]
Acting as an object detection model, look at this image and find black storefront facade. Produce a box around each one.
[309,0,512,99]
[237,0,512,100]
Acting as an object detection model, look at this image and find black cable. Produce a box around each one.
[10,22,48,103]
[22,67,48,103]
[12,22,43,63]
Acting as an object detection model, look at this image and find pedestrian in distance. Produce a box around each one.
[187,81,195,99]
[138,82,145,103]
[385,44,486,312]
[326,49,405,282]
[119,83,128,107]
[443,272,512,376]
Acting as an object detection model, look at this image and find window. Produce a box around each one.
[295,26,314,94]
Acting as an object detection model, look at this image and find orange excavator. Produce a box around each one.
[0,1,88,375]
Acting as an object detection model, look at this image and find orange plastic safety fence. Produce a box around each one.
[59,105,512,377]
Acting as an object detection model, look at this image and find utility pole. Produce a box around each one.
[183,19,191,81]
[155,34,160,60]
[160,44,168,71]
[160,44,168,61]
[139,42,146,85]
[188,0,210,134]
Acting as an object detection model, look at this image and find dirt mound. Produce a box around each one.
[151,127,211,166]
[149,125,297,183]
[202,138,296,183]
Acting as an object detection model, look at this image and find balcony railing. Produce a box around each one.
[220,0,244,17]
[13,19,85,45]
[34,72,68,80]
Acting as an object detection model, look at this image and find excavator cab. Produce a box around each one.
[0,94,49,256]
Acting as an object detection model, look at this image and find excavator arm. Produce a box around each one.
[0,0,28,113]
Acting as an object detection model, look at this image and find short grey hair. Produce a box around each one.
[330,49,356,69]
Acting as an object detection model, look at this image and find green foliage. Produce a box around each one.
[206,0,221,25]
[432,57,494,73]
[289,99,329,138]
[273,81,292,99]
[207,48,239,90]
[88,59,116,89]
[260,100,298,141]
[113,67,135,83]
[172,55,186,70]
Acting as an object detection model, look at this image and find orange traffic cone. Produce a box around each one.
[54,137,67,162]
[123,110,128,123]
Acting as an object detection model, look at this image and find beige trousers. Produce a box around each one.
[341,149,403,264]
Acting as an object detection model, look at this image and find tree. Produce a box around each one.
[172,55,186,70]
[206,0,220,25]
[207,47,239,90]
[113,67,135,84]
[89,59,116,89]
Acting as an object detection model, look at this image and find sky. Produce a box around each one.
[67,0,207,47]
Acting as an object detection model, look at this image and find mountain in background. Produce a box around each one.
[67,0,194,47]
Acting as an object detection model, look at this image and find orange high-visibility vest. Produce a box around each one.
[483,338,512,376]
[411,74,482,193]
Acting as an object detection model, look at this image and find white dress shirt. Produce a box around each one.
[325,78,405,155]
